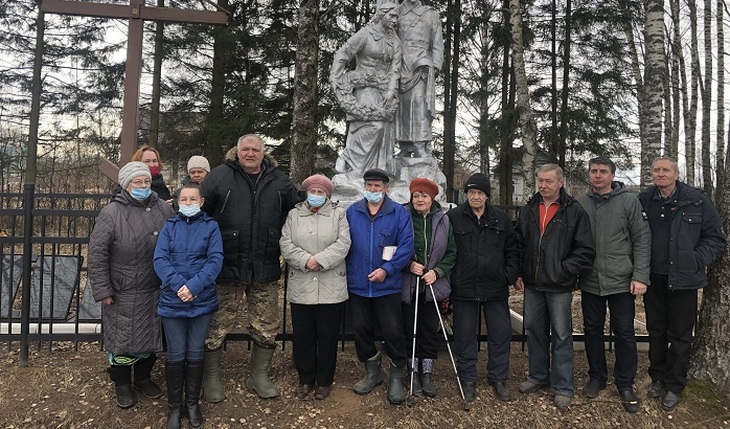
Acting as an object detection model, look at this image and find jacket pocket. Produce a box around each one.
[220,229,239,258]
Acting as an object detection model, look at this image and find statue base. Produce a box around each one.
[331,155,448,207]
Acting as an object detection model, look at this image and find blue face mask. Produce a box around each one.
[364,191,383,204]
[307,194,326,208]
[179,203,201,217]
[130,187,152,200]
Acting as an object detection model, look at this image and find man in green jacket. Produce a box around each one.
[577,157,651,413]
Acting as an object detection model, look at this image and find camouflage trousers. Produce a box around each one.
[204,279,281,351]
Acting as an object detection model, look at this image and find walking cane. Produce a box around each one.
[406,276,421,407]
[427,282,470,411]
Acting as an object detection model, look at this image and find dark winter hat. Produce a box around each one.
[302,174,334,197]
[409,178,438,200]
[464,173,491,196]
[363,168,390,183]
[119,161,152,190]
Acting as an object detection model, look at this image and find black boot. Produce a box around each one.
[185,360,205,429]
[165,361,186,429]
[133,354,163,399]
[388,361,406,405]
[353,352,384,395]
[107,365,136,409]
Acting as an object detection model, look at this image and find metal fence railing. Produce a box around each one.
[1,186,644,365]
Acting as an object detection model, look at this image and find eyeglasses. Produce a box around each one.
[130,179,151,186]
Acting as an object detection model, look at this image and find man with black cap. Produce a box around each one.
[515,163,595,411]
[345,168,414,405]
[446,172,521,403]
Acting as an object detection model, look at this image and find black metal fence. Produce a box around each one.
[1,186,639,365]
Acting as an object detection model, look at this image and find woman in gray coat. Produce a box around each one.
[280,174,351,400]
[89,161,176,409]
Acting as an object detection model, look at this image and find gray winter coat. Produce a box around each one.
[577,182,651,296]
[88,190,175,354]
[280,199,351,305]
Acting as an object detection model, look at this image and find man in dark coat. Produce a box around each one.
[515,163,595,411]
[200,134,300,401]
[638,157,726,412]
[447,173,520,403]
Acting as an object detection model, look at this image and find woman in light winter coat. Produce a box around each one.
[280,174,351,401]
[88,161,175,409]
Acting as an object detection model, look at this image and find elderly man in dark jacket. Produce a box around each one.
[638,157,726,412]
[447,173,521,404]
[577,157,651,414]
[200,134,301,401]
[515,164,595,411]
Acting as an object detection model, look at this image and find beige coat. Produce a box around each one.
[280,200,350,305]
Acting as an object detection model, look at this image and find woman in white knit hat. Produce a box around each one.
[173,155,211,210]
[88,161,176,409]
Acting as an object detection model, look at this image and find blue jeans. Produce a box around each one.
[524,289,574,396]
[162,314,214,363]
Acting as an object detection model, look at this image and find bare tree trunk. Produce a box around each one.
[550,0,558,163]
[204,0,230,166]
[557,0,571,169]
[27,5,46,184]
[443,0,461,202]
[675,0,695,184]
[689,159,730,387]
[149,0,164,148]
[701,0,713,197]
[510,0,536,199]
[665,29,678,158]
[499,0,516,205]
[641,0,665,186]
[478,21,491,176]
[290,0,319,185]
[687,0,700,185]
[620,0,648,155]
[715,0,725,198]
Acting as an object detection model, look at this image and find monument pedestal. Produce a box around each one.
[331,155,447,206]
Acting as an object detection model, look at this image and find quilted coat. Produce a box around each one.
[88,190,175,354]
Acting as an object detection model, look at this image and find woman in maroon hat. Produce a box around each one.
[280,174,351,400]
[402,177,457,397]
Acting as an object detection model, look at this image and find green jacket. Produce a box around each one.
[577,182,651,296]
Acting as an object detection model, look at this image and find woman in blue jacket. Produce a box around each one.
[154,184,223,429]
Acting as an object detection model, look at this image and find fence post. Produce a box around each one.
[19,183,35,367]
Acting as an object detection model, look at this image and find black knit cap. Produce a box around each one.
[363,168,390,183]
[464,173,490,196]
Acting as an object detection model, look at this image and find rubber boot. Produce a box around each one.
[420,358,437,397]
[388,361,407,405]
[165,361,185,429]
[185,360,205,429]
[107,365,136,409]
[245,344,280,399]
[202,348,225,403]
[133,354,163,399]
[353,352,384,395]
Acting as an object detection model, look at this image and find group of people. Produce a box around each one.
[88,135,725,429]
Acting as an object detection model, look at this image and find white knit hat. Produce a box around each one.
[118,161,151,189]
[187,155,211,173]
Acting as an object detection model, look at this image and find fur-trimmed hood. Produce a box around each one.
[223,146,279,168]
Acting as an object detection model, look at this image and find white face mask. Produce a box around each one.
[179,203,201,217]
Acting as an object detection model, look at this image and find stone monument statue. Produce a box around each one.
[331,0,447,204]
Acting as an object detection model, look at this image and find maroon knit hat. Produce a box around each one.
[409,177,438,200]
[302,174,334,197]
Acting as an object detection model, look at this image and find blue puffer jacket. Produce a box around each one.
[154,211,223,318]
[346,195,414,298]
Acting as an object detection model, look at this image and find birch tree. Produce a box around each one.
[640,0,665,186]
[701,0,712,197]
[509,0,536,199]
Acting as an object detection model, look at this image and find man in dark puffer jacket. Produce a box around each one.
[200,134,301,401]
[515,164,595,411]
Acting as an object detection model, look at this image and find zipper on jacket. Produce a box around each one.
[369,215,375,298]
[422,213,429,282]
[220,189,231,214]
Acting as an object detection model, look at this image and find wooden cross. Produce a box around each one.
[41,0,227,181]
